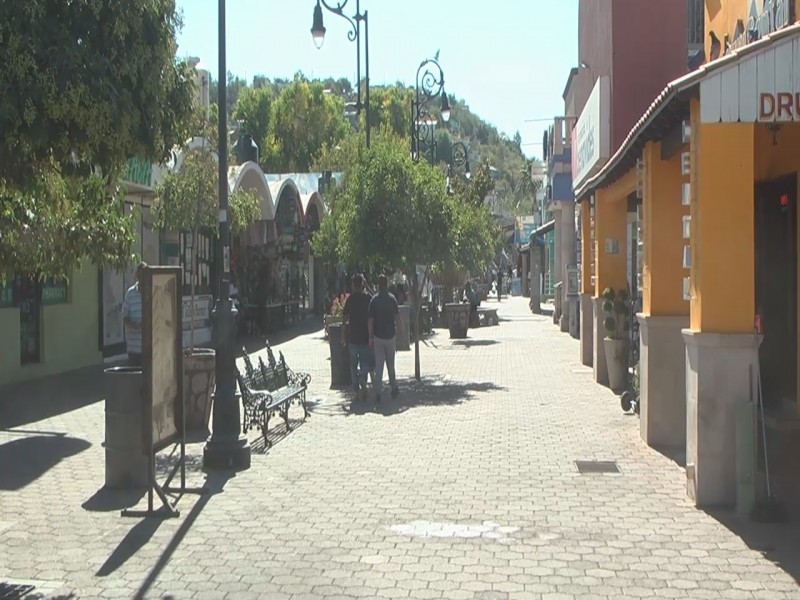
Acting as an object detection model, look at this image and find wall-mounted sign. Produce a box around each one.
[605,238,620,255]
[724,0,793,54]
[572,77,611,189]
[124,157,153,188]
[566,266,580,296]
[41,278,69,305]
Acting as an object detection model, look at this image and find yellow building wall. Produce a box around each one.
[594,169,635,297]
[705,0,800,59]
[690,98,756,332]
[642,141,690,316]
[0,266,101,386]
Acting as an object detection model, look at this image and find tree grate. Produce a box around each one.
[0,583,36,600]
[575,460,620,474]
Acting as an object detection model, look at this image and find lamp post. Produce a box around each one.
[203,0,251,471]
[446,141,470,195]
[311,0,371,148]
[411,57,451,165]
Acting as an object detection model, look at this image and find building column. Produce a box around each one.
[685,99,756,507]
[559,201,576,333]
[593,187,628,387]
[638,141,690,450]
[579,202,593,366]
[530,245,542,314]
[521,252,530,298]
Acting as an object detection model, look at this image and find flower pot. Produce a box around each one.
[603,338,628,392]
[445,303,470,339]
[326,322,351,389]
[183,348,216,435]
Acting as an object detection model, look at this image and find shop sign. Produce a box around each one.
[182,294,212,330]
[725,0,793,54]
[572,77,611,189]
[41,278,69,305]
[124,156,153,188]
[759,92,800,121]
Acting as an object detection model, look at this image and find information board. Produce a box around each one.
[141,266,184,452]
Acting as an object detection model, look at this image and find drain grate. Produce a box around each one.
[575,460,620,474]
[0,582,36,600]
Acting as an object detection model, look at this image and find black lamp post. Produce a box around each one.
[411,57,451,164]
[446,141,471,194]
[311,0,371,148]
[203,0,251,471]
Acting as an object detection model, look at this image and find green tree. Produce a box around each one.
[0,0,196,279]
[232,85,275,166]
[367,84,414,138]
[153,144,260,348]
[263,74,350,172]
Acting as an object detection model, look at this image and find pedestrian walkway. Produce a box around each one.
[1,297,799,599]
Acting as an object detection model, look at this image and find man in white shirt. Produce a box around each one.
[121,262,146,366]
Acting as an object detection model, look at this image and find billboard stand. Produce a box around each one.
[121,266,207,519]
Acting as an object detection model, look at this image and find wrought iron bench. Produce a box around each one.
[238,345,311,446]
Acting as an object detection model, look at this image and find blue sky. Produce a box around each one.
[176,1,579,160]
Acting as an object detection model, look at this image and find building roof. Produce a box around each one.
[573,22,800,201]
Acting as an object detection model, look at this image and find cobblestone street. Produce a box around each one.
[1,297,799,599]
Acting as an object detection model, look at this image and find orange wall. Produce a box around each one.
[642,141,690,316]
[690,98,756,332]
[706,0,800,59]
[594,169,635,297]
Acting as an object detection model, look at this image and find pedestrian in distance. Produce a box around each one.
[122,262,147,366]
[496,269,503,302]
[341,274,372,401]
[368,274,404,402]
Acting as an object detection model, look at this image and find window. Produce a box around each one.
[181,232,214,296]
[688,0,704,47]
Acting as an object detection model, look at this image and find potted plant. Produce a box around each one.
[601,286,630,392]
[153,138,260,435]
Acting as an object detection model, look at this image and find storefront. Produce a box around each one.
[575,20,800,508]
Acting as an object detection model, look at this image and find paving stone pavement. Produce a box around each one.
[1,297,799,600]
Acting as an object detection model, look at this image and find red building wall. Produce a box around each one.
[577,0,688,154]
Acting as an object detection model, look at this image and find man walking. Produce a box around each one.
[121,262,146,366]
[341,274,371,400]
[496,269,503,302]
[369,275,403,402]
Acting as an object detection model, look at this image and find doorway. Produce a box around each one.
[755,174,798,411]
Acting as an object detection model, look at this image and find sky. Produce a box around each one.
[176,0,579,160]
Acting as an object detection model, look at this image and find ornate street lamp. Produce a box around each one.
[203,0,250,471]
[311,0,371,147]
[451,141,471,179]
[411,57,451,164]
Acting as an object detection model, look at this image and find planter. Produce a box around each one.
[324,314,343,339]
[104,366,147,489]
[184,348,216,435]
[445,303,470,339]
[603,338,628,392]
[397,305,411,351]
[327,322,351,389]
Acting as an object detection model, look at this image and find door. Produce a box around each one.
[755,174,798,410]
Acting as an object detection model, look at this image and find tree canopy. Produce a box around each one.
[0,0,196,279]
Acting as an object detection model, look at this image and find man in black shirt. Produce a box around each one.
[341,274,372,400]
[369,274,403,401]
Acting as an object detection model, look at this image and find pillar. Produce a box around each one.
[530,245,542,314]
[522,252,530,298]
[579,201,593,366]
[593,186,628,386]
[559,201,576,333]
[684,98,757,508]
[638,141,690,450]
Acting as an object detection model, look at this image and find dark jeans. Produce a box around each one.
[349,343,370,391]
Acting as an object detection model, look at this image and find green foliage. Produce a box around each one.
[0,173,135,281]
[366,84,414,138]
[232,85,275,163]
[450,160,495,207]
[0,0,195,278]
[262,75,349,172]
[601,287,631,339]
[153,147,261,236]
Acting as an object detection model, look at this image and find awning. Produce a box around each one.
[574,22,800,201]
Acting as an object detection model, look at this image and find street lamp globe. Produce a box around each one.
[311,2,326,49]
[440,90,451,123]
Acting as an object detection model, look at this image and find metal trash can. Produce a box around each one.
[104,366,148,489]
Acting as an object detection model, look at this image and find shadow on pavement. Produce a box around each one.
[0,365,106,430]
[452,339,499,348]
[340,377,507,417]
[706,508,800,586]
[652,445,687,468]
[83,487,147,513]
[0,435,91,490]
[239,315,324,356]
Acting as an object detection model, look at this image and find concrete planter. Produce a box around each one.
[327,322,351,388]
[184,348,216,435]
[445,303,470,339]
[104,366,147,489]
[397,305,411,351]
[603,338,628,392]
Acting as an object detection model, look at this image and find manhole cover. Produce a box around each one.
[0,582,36,600]
[575,460,620,474]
